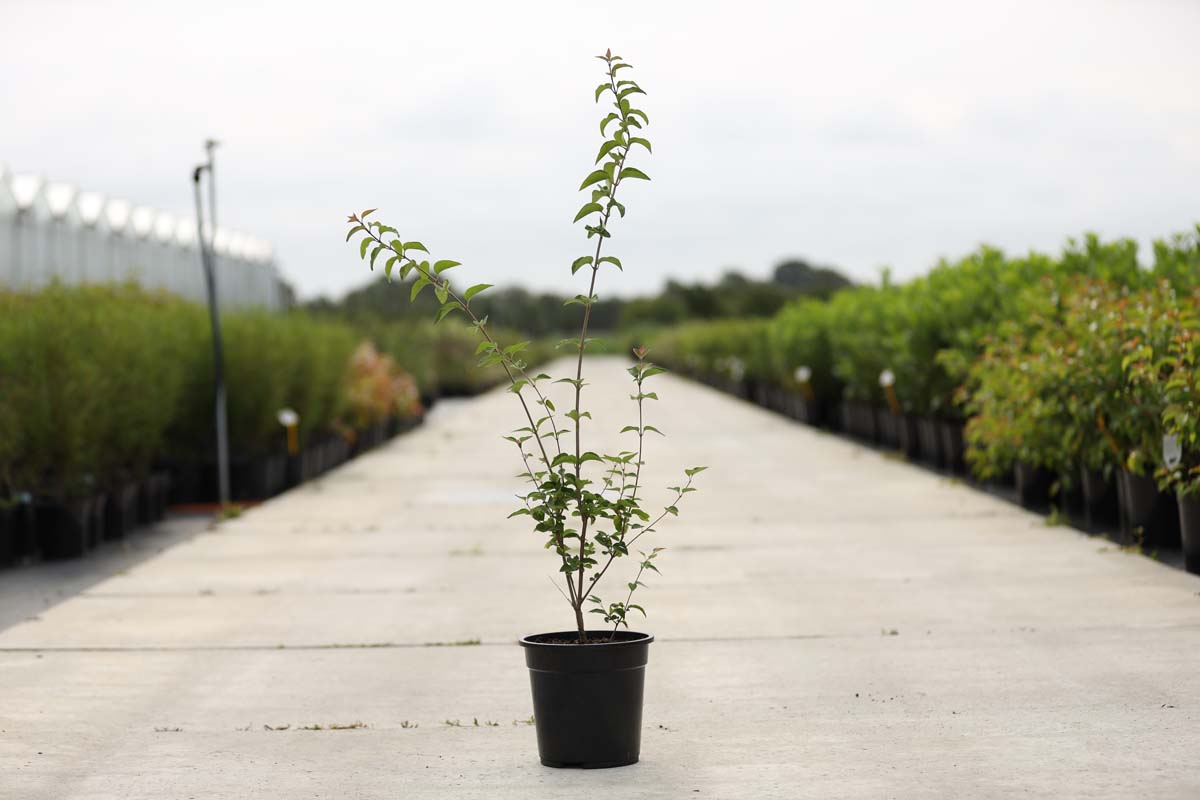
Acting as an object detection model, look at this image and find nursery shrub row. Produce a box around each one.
[649,227,1200,572]
[0,284,522,564]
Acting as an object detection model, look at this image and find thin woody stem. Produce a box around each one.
[569,56,632,639]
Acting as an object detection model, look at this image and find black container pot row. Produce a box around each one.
[168,414,421,506]
[681,371,1200,576]
[1008,462,1199,574]
[3,415,425,567]
[0,473,172,564]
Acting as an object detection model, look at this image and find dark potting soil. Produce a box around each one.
[525,630,648,646]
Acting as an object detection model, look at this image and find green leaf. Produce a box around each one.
[345,225,365,242]
[600,113,620,135]
[643,425,665,436]
[434,259,461,273]
[617,86,646,100]
[684,466,708,477]
[404,241,429,254]
[435,284,449,304]
[572,256,594,274]
[594,82,611,102]
[573,202,604,223]
[629,137,652,153]
[359,238,372,260]
[579,170,609,191]
[435,303,459,323]
[410,276,431,301]
[595,140,622,164]
[360,208,377,218]
[369,245,384,270]
[619,167,651,181]
[598,256,622,270]
[464,283,492,302]
[384,255,398,281]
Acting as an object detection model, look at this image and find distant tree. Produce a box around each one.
[306,256,854,335]
[772,258,852,299]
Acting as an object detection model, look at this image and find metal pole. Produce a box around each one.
[192,144,231,506]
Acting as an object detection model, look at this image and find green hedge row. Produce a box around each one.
[0,284,517,504]
[649,227,1200,492]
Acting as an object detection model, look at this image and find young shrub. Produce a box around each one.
[344,341,423,428]
[89,285,196,484]
[1155,304,1200,495]
[0,287,105,500]
[1121,281,1196,478]
[765,297,838,398]
[1151,225,1200,294]
[345,50,703,642]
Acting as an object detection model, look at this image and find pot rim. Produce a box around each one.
[519,630,653,649]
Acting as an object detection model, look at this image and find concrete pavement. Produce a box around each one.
[1,356,1198,798]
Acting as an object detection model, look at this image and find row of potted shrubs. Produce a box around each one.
[0,284,533,564]
[648,227,1200,574]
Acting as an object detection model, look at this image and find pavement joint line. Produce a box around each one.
[4,624,1200,654]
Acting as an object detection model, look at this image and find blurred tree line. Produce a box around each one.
[306,257,852,337]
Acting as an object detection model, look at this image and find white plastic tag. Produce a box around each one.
[1163,434,1181,469]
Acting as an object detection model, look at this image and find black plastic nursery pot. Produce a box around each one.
[842,401,877,441]
[802,397,825,427]
[36,497,94,560]
[88,494,108,549]
[1080,468,1118,529]
[103,482,141,541]
[520,630,652,769]
[916,418,944,468]
[232,454,287,501]
[1177,493,1200,575]
[1014,461,1054,510]
[0,504,16,566]
[874,407,898,448]
[7,500,37,561]
[751,380,770,409]
[142,471,170,522]
[1119,470,1180,548]
[938,421,966,473]
[791,395,823,427]
[896,415,920,460]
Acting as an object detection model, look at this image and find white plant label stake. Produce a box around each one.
[1163,434,1182,471]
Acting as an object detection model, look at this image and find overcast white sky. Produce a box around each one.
[3,0,1198,300]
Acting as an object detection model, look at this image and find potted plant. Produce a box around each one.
[1150,308,1200,573]
[1119,281,1187,547]
[345,50,704,768]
